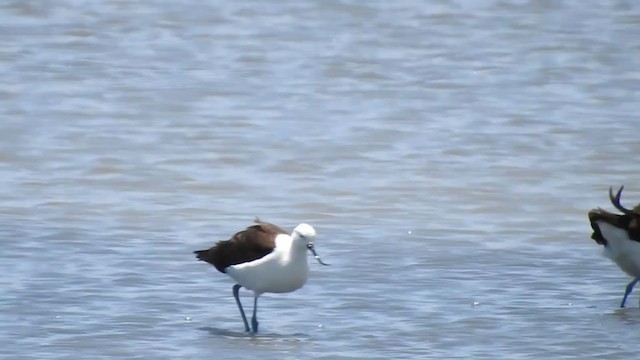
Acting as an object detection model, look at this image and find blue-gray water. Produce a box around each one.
[1,1,640,359]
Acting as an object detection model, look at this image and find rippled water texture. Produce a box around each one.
[1,0,640,359]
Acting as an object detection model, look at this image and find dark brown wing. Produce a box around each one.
[627,202,640,241]
[629,218,640,242]
[252,217,289,235]
[194,219,288,273]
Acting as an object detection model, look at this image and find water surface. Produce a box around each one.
[1,1,640,359]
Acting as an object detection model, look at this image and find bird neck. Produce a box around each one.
[284,244,309,265]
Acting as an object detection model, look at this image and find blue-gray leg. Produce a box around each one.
[232,284,250,332]
[251,296,259,333]
[620,277,640,308]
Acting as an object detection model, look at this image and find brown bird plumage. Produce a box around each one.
[589,186,640,246]
[194,218,288,273]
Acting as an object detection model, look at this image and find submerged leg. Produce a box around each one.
[251,295,259,333]
[232,284,250,332]
[620,277,640,308]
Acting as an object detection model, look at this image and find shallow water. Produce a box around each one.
[1,0,640,358]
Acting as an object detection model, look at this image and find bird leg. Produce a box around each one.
[620,277,640,308]
[232,284,251,332]
[251,295,259,333]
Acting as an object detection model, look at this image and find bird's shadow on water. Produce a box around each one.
[610,307,640,324]
[198,326,310,342]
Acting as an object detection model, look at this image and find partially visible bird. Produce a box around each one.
[589,186,640,307]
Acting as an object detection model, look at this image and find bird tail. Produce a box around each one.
[194,249,208,261]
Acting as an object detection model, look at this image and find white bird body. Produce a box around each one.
[226,233,310,294]
[598,222,640,277]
